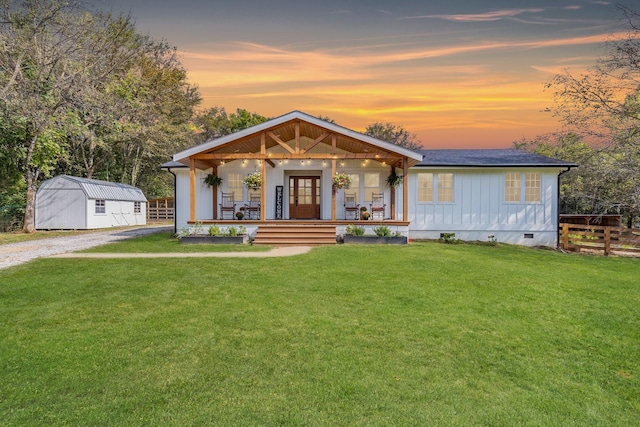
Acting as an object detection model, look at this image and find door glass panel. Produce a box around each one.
[289,178,295,204]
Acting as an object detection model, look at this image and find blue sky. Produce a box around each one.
[98,0,625,147]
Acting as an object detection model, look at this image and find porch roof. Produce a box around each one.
[173,110,423,168]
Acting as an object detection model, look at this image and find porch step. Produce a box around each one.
[253,224,336,245]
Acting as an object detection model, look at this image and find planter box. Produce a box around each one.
[181,235,249,245]
[343,235,408,245]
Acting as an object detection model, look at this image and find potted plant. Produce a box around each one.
[386,171,403,188]
[235,211,244,220]
[360,206,370,220]
[332,172,351,190]
[342,224,408,244]
[204,174,223,188]
[243,171,262,190]
[179,224,249,244]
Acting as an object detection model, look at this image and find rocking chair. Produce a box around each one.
[370,193,386,220]
[219,192,236,220]
[244,194,261,220]
[344,193,360,220]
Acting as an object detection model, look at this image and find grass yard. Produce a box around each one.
[0,242,638,425]
[80,232,271,253]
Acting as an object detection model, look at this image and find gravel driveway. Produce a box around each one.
[0,226,171,270]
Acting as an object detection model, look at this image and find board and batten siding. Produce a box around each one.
[407,168,561,246]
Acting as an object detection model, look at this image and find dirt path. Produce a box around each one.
[0,226,171,270]
[0,226,313,270]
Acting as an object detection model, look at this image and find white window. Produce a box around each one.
[437,173,454,202]
[348,174,360,202]
[418,173,433,202]
[505,173,541,203]
[364,173,380,202]
[525,173,541,203]
[134,201,141,213]
[505,173,521,203]
[227,173,243,201]
[95,199,105,214]
[417,173,454,202]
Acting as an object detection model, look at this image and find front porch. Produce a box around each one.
[171,112,422,229]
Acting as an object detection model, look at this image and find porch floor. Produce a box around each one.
[189,219,410,226]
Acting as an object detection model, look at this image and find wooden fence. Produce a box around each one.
[559,223,640,256]
[147,197,174,221]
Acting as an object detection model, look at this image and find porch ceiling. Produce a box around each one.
[191,119,418,168]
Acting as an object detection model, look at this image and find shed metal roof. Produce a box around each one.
[415,149,576,168]
[41,175,147,202]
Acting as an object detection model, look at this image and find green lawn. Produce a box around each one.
[81,232,271,253]
[0,242,638,425]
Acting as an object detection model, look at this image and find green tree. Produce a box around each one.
[0,1,145,231]
[193,107,269,143]
[1,1,201,229]
[364,122,423,150]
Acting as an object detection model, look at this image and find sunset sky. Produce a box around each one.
[100,0,624,148]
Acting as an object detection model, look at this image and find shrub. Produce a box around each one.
[439,232,459,244]
[208,225,220,236]
[345,224,365,236]
[373,225,391,237]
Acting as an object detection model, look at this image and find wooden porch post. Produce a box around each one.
[331,134,337,221]
[260,133,267,221]
[331,159,336,221]
[390,165,396,220]
[403,159,409,222]
[212,165,218,220]
[189,157,196,222]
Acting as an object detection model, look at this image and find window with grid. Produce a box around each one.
[134,201,141,213]
[525,173,541,202]
[348,174,360,202]
[437,173,454,202]
[227,173,243,201]
[95,199,105,214]
[417,173,433,202]
[364,173,380,201]
[505,173,521,203]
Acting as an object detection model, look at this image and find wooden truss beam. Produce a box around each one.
[267,131,296,154]
[301,132,329,154]
[192,152,403,161]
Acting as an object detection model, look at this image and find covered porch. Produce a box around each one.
[173,111,423,227]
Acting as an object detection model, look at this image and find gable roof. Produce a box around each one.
[415,149,576,168]
[173,110,424,165]
[39,175,147,202]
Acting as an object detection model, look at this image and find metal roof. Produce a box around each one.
[415,149,576,168]
[41,175,147,202]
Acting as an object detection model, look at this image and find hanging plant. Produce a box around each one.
[332,172,352,190]
[243,171,262,190]
[386,171,403,188]
[204,174,223,188]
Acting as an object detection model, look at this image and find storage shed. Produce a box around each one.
[36,175,147,229]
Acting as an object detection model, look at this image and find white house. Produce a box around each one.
[35,175,147,229]
[164,111,574,246]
